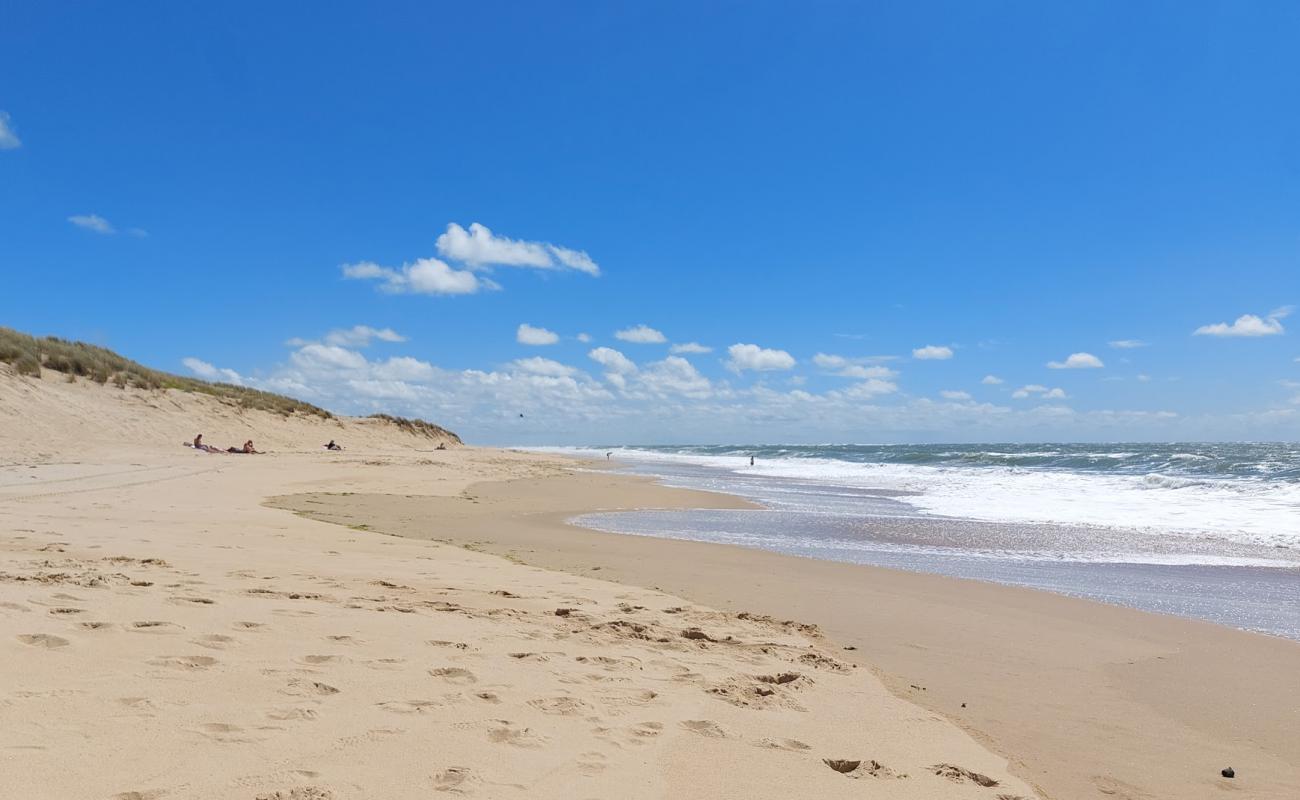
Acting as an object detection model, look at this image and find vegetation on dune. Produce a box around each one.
[368,413,462,444]
[0,326,332,418]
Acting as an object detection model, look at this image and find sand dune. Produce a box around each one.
[0,369,1039,798]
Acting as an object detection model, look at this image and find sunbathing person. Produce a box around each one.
[227,440,261,454]
[324,440,343,451]
[192,434,223,454]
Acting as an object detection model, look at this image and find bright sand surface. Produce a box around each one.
[284,471,1300,800]
[1,372,1041,799]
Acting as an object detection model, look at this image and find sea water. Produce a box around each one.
[535,444,1300,639]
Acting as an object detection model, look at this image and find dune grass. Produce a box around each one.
[367,413,462,443]
[0,326,332,418]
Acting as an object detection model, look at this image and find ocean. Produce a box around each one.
[536,443,1300,639]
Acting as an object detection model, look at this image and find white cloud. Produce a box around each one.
[834,378,898,399]
[510,357,578,378]
[0,111,19,149]
[940,390,972,401]
[1137,374,1151,382]
[342,258,485,296]
[726,343,796,373]
[588,347,637,375]
[813,353,897,380]
[181,357,244,385]
[372,356,436,382]
[576,333,592,343]
[292,343,369,371]
[1012,384,1067,400]
[981,375,1004,385]
[912,345,953,360]
[517,323,559,346]
[1047,352,1104,369]
[670,342,712,354]
[1109,339,1147,349]
[615,325,667,344]
[838,364,896,379]
[638,356,712,398]
[68,214,115,235]
[322,325,407,347]
[435,222,600,276]
[1194,308,1290,338]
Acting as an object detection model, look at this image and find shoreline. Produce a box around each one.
[280,467,1300,800]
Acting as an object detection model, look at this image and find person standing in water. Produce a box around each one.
[750,455,755,466]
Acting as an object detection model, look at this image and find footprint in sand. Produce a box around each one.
[131,621,182,633]
[149,655,218,670]
[679,719,728,738]
[193,634,236,650]
[486,722,547,749]
[429,667,477,685]
[432,766,478,793]
[254,788,334,800]
[47,607,83,615]
[17,633,70,649]
[0,601,32,613]
[527,696,594,716]
[296,654,344,666]
[265,706,320,722]
[756,737,811,752]
[576,751,608,776]
[283,678,340,697]
[931,764,997,787]
[233,621,265,630]
[169,596,216,606]
[376,700,441,715]
[78,621,114,631]
[112,791,167,800]
[197,722,264,743]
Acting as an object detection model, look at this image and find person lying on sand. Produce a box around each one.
[227,440,261,454]
[191,434,223,454]
[324,440,343,451]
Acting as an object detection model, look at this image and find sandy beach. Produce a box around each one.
[285,469,1300,800]
[2,373,1043,799]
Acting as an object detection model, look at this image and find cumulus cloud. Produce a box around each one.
[812,353,896,380]
[1047,352,1104,369]
[670,342,712,354]
[1109,339,1147,349]
[435,222,600,276]
[342,258,486,296]
[638,356,712,398]
[181,357,244,385]
[1194,307,1290,338]
[615,325,667,344]
[588,347,637,375]
[68,214,115,235]
[510,357,578,378]
[576,333,592,343]
[321,325,406,347]
[981,375,1004,385]
[912,345,953,360]
[940,390,972,401]
[0,111,19,149]
[517,323,559,346]
[726,343,796,373]
[1012,384,1067,399]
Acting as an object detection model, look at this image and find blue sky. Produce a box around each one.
[2,1,1298,444]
